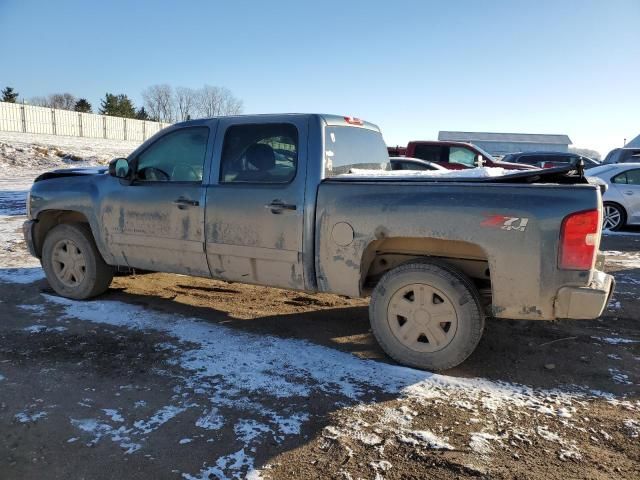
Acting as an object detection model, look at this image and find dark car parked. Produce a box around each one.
[501,151,600,170]
[393,141,535,170]
[602,147,640,165]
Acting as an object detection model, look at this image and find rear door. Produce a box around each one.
[612,168,640,223]
[204,118,308,289]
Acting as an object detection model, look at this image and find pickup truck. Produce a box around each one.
[23,114,614,371]
[389,141,535,170]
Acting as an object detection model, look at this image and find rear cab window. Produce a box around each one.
[412,144,446,163]
[324,126,389,177]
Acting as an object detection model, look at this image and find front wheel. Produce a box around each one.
[602,203,626,231]
[369,260,485,371]
[42,223,114,300]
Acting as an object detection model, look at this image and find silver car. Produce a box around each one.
[588,163,640,230]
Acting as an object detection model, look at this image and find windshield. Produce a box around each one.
[324,126,389,177]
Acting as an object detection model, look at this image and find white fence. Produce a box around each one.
[0,101,172,142]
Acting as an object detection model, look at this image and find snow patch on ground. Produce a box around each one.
[102,409,124,423]
[18,303,46,313]
[23,325,67,333]
[15,411,47,423]
[36,292,631,477]
[397,429,453,450]
[469,432,502,455]
[0,214,43,280]
[624,419,639,438]
[592,336,638,345]
[609,368,633,385]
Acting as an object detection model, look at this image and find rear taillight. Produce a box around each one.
[542,162,554,169]
[558,209,600,270]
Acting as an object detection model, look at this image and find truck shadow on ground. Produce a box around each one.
[102,275,639,397]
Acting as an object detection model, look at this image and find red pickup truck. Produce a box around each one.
[388,141,535,170]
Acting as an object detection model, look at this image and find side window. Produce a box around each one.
[625,169,640,185]
[413,145,444,163]
[623,150,640,163]
[220,123,298,183]
[136,127,209,182]
[449,147,476,167]
[612,172,627,184]
[528,156,546,166]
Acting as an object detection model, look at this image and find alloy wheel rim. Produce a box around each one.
[52,239,86,287]
[387,283,458,353]
[603,205,621,230]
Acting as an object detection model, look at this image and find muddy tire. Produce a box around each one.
[42,223,113,300]
[369,260,485,371]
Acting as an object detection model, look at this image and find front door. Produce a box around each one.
[101,125,212,276]
[204,119,307,289]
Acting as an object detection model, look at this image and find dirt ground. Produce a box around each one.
[1,220,639,479]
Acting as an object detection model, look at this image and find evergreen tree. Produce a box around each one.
[99,93,136,118]
[135,106,150,120]
[1,86,19,103]
[74,98,92,113]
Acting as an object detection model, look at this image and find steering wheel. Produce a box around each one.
[138,166,170,181]
[171,163,200,181]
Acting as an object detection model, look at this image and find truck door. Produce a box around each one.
[204,119,307,290]
[100,125,213,276]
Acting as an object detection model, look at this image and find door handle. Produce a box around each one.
[265,200,297,214]
[173,197,199,209]
[624,191,634,195]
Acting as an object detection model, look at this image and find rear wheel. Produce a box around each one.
[603,203,626,231]
[42,223,113,299]
[369,260,485,371]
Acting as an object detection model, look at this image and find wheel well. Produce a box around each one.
[360,237,492,300]
[603,201,627,214]
[33,210,91,257]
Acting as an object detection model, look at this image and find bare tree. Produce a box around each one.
[569,147,601,161]
[29,96,50,107]
[175,86,197,121]
[48,93,77,110]
[195,85,243,117]
[142,84,175,122]
[28,93,76,109]
[219,87,243,116]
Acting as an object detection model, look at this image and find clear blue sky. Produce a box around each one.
[1,0,638,155]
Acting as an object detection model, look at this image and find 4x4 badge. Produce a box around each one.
[481,215,529,232]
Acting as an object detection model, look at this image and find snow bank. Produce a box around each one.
[0,131,140,174]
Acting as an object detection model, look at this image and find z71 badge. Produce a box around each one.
[481,215,529,232]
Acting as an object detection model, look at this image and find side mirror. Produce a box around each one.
[108,158,131,179]
[475,155,484,167]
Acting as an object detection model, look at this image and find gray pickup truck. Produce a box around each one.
[23,114,614,370]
